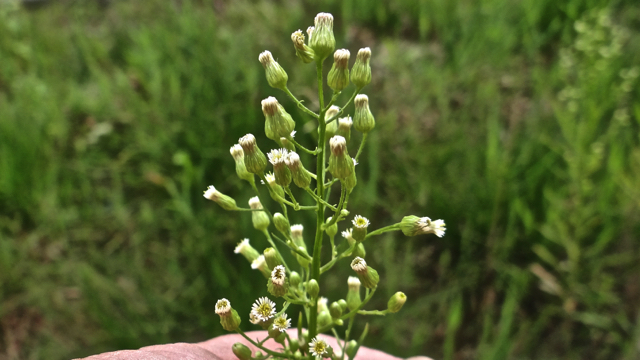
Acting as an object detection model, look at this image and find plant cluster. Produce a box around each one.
[203,12,445,360]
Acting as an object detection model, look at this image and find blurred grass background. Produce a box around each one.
[1,0,639,359]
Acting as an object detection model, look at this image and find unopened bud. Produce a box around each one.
[290,224,306,248]
[351,215,369,242]
[341,170,357,193]
[346,276,362,311]
[262,97,296,141]
[351,47,372,88]
[309,13,335,61]
[285,152,312,189]
[215,299,241,331]
[387,291,407,313]
[230,145,255,184]
[327,49,350,92]
[325,217,338,237]
[273,212,291,236]
[337,299,348,312]
[345,340,359,359]
[329,301,343,319]
[290,271,301,288]
[307,279,320,298]
[279,136,296,152]
[259,50,288,90]
[232,343,252,360]
[336,116,353,142]
[353,242,366,258]
[353,94,375,133]
[328,136,354,179]
[234,238,260,263]
[350,257,379,289]
[400,215,447,237]
[249,197,270,231]
[291,29,315,63]
[264,172,286,202]
[317,310,332,328]
[263,247,282,270]
[203,185,238,210]
[251,255,271,278]
[239,134,268,174]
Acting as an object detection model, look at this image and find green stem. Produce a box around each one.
[284,86,319,119]
[365,223,402,239]
[357,309,390,316]
[287,135,318,155]
[354,133,368,163]
[236,329,289,358]
[284,186,299,210]
[271,232,312,260]
[263,230,290,272]
[320,242,355,274]
[232,208,266,212]
[305,188,337,211]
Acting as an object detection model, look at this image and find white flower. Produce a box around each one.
[272,313,291,332]
[234,238,250,254]
[342,228,353,241]
[338,116,353,129]
[348,276,361,290]
[251,255,267,270]
[264,172,276,185]
[268,148,289,165]
[203,185,220,200]
[270,265,286,286]
[290,130,297,138]
[352,157,358,166]
[309,337,330,357]
[418,217,446,238]
[352,215,369,229]
[229,144,244,160]
[248,196,262,210]
[215,298,231,315]
[251,297,276,322]
[350,257,367,272]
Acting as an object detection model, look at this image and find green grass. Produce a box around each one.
[0,0,639,359]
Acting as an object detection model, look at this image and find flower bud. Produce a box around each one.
[317,297,329,313]
[327,49,350,92]
[249,197,270,231]
[203,185,238,210]
[345,340,359,359]
[264,172,286,202]
[259,50,288,90]
[337,299,348,312]
[262,97,296,141]
[263,247,282,270]
[309,13,335,61]
[279,136,296,152]
[239,134,268,174]
[387,291,407,313]
[289,338,300,352]
[268,265,289,298]
[324,105,341,132]
[234,238,260,263]
[295,247,310,268]
[268,148,292,187]
[293,350,303,360]
[353,243,366,258]
[329,301,343,319]
[328,136,354,179]
[317,310,332,328]
[307,279,320,298]
[290,271,301,288]
[291,29,315,63]
[350,257,379,289]
[325,217,338,237]
[290,224,306,249]
[353,94,375,133]
[336,116,353,142]
[351,215,369,242]
[215,299,241,331]
[346,276,362,311]
[285,152,312,189]
[273,212,291,236]
[230,144,255,184]
[251,255,271,278]
[350,47,371,88]
[341,169,357,193]
[232,342,252,360]
[400,215,447,237]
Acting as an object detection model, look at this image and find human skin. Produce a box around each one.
[78,330,433,360]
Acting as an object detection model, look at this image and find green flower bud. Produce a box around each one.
[336,116,352,143]
[346,276,362,311]
[350,257,379,289]
[387,291,407,313]
[340,209,350,218]
[291,29,315,64]
[264,172,286,203]
[259,50,288,90]
[353,242,366,258]
[341,170,357,193]
[263,247,282,270]
[251,255,271,279]
[273,212,291,236]
[350,47,371,88]
[285,152,312,189]
[324,105,341,139]
[293,350,303,360]
[268,326,287,344]
[234,238,260,263]
[329,301,343,319]
[400,215,447,237]
[345,340,359,359]
[317,310,332,328]
[232,343,252,360]
[249,197,270,231]
[337,299,348,312]
[295,248,310,268]
[230,144,255,184]
[289,338,300,352]
[215,299,241,331]
[279,136,296,152]
[351,215,369,242]
[268,148,292,187]
[239,134,268,174]
[203,185,238,210]
[308,13,335,61]
[262,97,295,141]
[290,224,306,249]
[328,136,354,179]
[317,297,329,313]
[290,271,301,288]
[327,49,350,92]
[268,265,289,298]
[325,217,338,237]
[353,94,375,133]
[307,279,320,298]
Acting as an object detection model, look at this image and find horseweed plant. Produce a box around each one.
[204,12,446,360]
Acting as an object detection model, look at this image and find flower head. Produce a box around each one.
[309,337,331,357]
[248,196,263,210]
[229,144,244,160]
[203,185,220,201]
[272,313,291,332]
[348,276,361,290]
[342,228,354,242]
[350,257,367,272]
[251,297,277,322]
[268,148,289,165]
[352,215,370,229]
[215,298,231,316]
[271,265,286,286]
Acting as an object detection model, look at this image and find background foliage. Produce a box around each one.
[1,0,639,359]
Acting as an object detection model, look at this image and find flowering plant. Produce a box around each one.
[204,12,445,360]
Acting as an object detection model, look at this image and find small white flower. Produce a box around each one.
[271,265,286,286]
[234,238,250,254]
[251,297,277,322]
[350,257,367,272]
[264,172,276,185]
[203,185,220,200]
[229,144,244,160]
[215,298,231,315]
[348,276,361,290]
[291,224,304,237]
[248,196,262,210]
[290,130,297,138]
[338,116,353,129]
[418,217,446,238]
[268,148,289,165]
[309,337,330,357]
[342,228,354,244]
[352,215,370,229]
[272,313,291,332]
[251,255,267,270]
[326,105,340,120]
[352,157,358,166]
